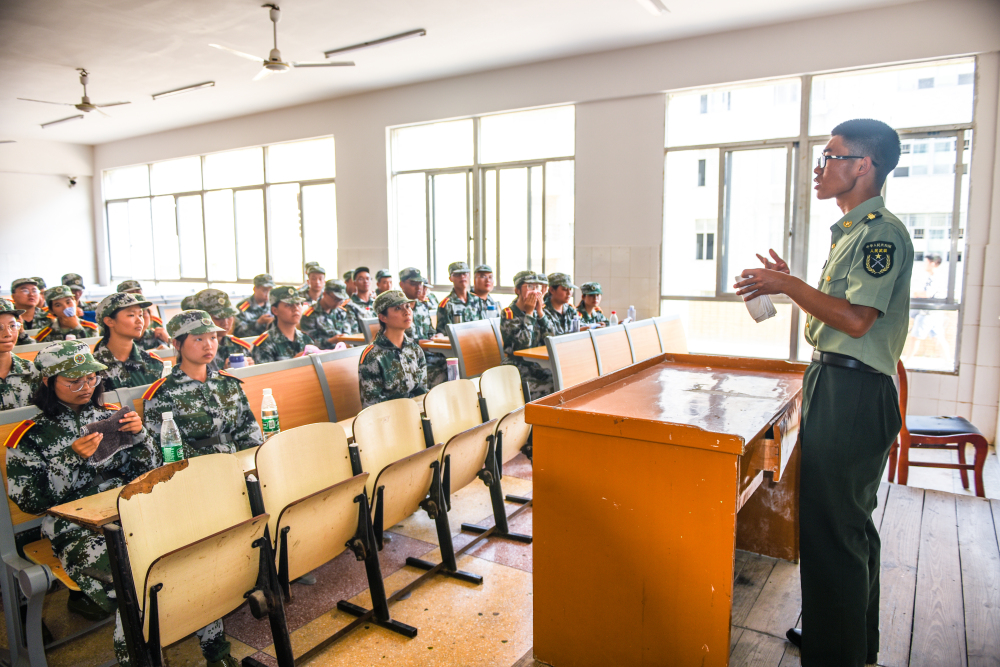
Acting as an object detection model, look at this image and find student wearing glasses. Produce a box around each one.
[10,278,43,331]
[0,299,40,410]
[358,291,427,408]
[734,119,912,667]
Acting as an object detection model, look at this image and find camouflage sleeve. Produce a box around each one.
[6,435,63,515]
[435,304,450,336]
[120,426,162,480]
[412,347,428,398]
[536,312,557,342]
[250,340,275,365]
[300,330,315,346]
[358,350,383,409]
[233,388,264,451]
[232,315,254,338]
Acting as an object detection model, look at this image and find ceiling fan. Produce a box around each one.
[18,69,130,128]
[210,4,354,81]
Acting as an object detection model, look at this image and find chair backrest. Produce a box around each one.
[423,379,483,446]
[352,398,427,497]
[546,330,600,391]
[152,347,177,360]
[14,336,102,361]
[369,444,444,528]
[229,355,330,431]
[318,346,364,422]
[624,320,662,362]
[447,319,504,378]
[0,406,44,528]
[361,318,379,344]
[495,406,531,465]
[590,326,633,376]
[897,359,910,427]
[479,366,524,420]
[255,422,354,542]
[652,314,688,354]
[442,420,497,494]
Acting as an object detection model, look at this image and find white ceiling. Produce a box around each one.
[0,0,907,146]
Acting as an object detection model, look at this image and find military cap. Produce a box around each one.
[253,274,275,288]
[513,270,548,288]
[474,264,493,274]
[375,269,392,280]
[32,277,47,290]
[116,280,143,293]
[323,279,348,298]
[399,267,425,283]
[11,278,39,292]
[342,270,354,282]
[448,261,470,275]
[34,340,107,379]
[61,273,86,289]
[193,289,239,318]
[0,298,25,317]
[269,285,307,306]
[96,292,152,323]
[180,295,196,310]
[305,263,326,276]
[167,310,225,339]
[581,282,603,295]
[548,273,578,290]
[353,266,371,279]
[44,285,76,307]
[373,290,415,315]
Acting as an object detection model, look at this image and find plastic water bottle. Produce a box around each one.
[627,305,636,322]
[487,302,498,319]
[160,412,184,463]
[446,358,459,382]
[609,311,619,326]
[571,315,581,333]
[261,388,280,441]
[161,360,172,378]
[64,334,76,341]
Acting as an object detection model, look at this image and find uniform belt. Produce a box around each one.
[192,434,233,449]
[812,350,881,374]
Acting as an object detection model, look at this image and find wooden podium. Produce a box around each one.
[525,353,807,667]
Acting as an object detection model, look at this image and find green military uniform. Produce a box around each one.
[2,298,31,346]
[298,262,326,305]
[250,286,313,364]
[61,273,98,311]
[374,269,393,295]
[436,262,483,334]
[349,293,375,319]
[577,282,609,325]
[92,293,164,390]
[300,279,360,349]
[543,273,579,335]
[115,281,166,352]
[400,269,447,387]
[797,195,913,666]
[426,292,440,309]
[500,271,556,399]
[190,289,253,370]
[358,291,428,408]
[233,274,275,338]
[34,285,99,342]
[1,300,39,410]
[10,278,44,330]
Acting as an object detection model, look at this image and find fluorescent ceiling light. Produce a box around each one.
[636,0,669,15]
[0,140,15,144]
[152,81,216,100]
[324,29,426,58]
[41,115,84,129]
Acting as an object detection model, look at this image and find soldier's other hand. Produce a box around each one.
[755,249,790,274]
[72,432,103,459]
[433,333,447,340]
[257,313,274,326]
[118,410,143,434]
[734,268,788,300]
[154,328,170,343]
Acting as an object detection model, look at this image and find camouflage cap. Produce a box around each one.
[61,273,85,289]
[448,261,470,275]
[513,270,548,288]
[180,295,196,310]
[34,340,107,379]
[11,278,39,292]
[193,289,239,318]
[323,279,348,298]
[353,266,370,279]
[253,274,275,288]
[0,298,25,317]
[548,273,577,290]
[474,264,493,274]
[167,310,225,338]
[32,277,47,290]
[44,285,76,306]
[375,269,392,280]
[97,292,152,323]
[342,271,354,282]
[305,263,326,276]
[581,282,603,295]
[269,285,307,306]
[373,290,415,315]
[398,267,425,283]
[116,280,143,293]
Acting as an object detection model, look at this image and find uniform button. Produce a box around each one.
[831,243,836,249]
[826,276,831,282]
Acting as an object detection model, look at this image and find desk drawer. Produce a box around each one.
[752,397,801,483]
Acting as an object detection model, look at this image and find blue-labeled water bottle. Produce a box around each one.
[160,412,184,463]
[487,302,499,319]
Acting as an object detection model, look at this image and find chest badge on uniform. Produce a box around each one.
[863,241,896,278]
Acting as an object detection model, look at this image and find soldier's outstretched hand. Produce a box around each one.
[755,249,790,274]
[72,432,103,459]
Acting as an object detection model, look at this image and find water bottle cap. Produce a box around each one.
[263,388,272,395]
[447,358,458,365]
[163,411,173,420]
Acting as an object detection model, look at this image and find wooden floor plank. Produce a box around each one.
[743,559,802,638]
[730,627,744,656]
[956,495,1000,667]
[733,549,751,581]
[878,484,925,667]
[910,490,967,667]
[873,480,891,530]
[992,499,1000,552]
[729,628,787,667]
[731,553,777,626]
[778,644,802,667]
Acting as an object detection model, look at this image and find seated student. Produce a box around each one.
[234,274,275,338]
[61,273,98,311]
[250,286,314,364]
[5,341,158,636]
[577,282,609,326]
[118,279,169,350]
[544,273,579,334]
[436,261,483,334]
[34,286,98,342]
[31,277,49,316]
[358,291,428,408]
[190,289,254,370]
[472,264,502,317]
[421,276,440,309]
[349,267,376,318]
[342,270,357,297]
[501,271,556,399]
[0,299,39,410]
[298,262,326,305]
[400,268,447,387]
[10,278,43,331]
[300,279,359,349]
[93,293,164,390]
[375,269,393,295]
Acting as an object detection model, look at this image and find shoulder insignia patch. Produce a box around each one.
[142,377,168,401]
[864,211,882,223]
[80,320,98,330]
[238,300,250,312]
[502,307,514,320]
[863,241,896,278]
[218,369,244,383]
[438,296,449,309]
[150,316,163,325]
[253,332,269,346]
[4,420,35,449]
[103,402,122,411]
[148,352,163,362]
[34,327,52,342]
[303,306,315,317]
[359,344,375,364]
[231,336,252,350]
[595,307,602,313]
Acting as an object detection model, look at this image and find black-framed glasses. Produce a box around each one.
[816,154,869,169]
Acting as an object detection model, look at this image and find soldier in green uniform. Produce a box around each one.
[375,269,393,295]
[300,279,359,349]
[400,268,447,387]
[544,273,579,334]
[500,271,556,399]
[436,261,483,334]
[358,291,427,408]
[3,298,31,346]
[250,286,314,364]
[234,274,275,338]
[343,270,357,297]
[4,340,163,666]
[191,289,254,370]
[299,263,326,305]
[61,273,98,311]
[421,277,440,309]
[472,264,502,317]
[0,299,40,410]
[93,293,165,390]
[577,282,609,326]
[10,278,44,331]
[117,279,170,350]
[31,277,50,318]
[34,285,99,342]
[349,267,376,318]
[734,119,911,667]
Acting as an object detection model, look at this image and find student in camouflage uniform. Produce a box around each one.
[3,341,164,666]
[375,269,393,295]
[34,285,99,342]
[3,298,31,346]
[501,271,556,399]
[0,300,39,410]
[544,273,579,335]
[251,286,314,364]
[298,263,326,305]
[118,279,169,350]
[30,278,50,317]
[234,274,275,338]
[436,261,483,334]
[300,279,359,349]
[577,282,609,326]
[92,293,164,390]
[10,278,44,330]
[191,289,254,370]
[421,279,440,309]
[349,267,376,318]
[61,273,98,311]
[358,291,427,408]
[400,268,447,387]
[343,270,357,297]
[472,264,502,317]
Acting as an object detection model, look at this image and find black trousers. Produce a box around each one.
[799,361,901,667]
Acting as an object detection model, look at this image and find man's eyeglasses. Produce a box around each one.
[816,154,875,169]
[61,374,100,393]
[0,322,22,334]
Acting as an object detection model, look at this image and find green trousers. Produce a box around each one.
[799,361,901,667]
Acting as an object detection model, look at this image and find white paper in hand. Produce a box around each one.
[734,276,777,323]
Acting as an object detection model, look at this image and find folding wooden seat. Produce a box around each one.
[447,319,504,379]
[546,330,600,391]
[624,319,662,362]
[479,365,534,509]
[652,314,688,354]
[590,325,633,376]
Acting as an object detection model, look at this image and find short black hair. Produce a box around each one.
[33,377,106,419]
[831,118,901,188]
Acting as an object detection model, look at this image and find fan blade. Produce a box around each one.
[95,101,131,108]
[252,67,276,81]
[18,98,75,106]
[291,61,355,68]
[209,44,265,63]
[94,107,110,117]
[41,115,85,129]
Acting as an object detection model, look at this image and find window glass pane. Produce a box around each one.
[107,201,132,279]
[127,198,154,280]
[665,79,800,147]
[150,157,201,195]
[430,172,469,284]
[544,160,575,277]
[660,299,792,359]
[268,137,336,183]
[805,145,846,288]
[235,189,267,281]
[204,190,238,282]
[395,174,428,278]
[483,169,497,279]
[177,195,206,279]
[301,183,338,279]
[268,183,303,284]
[809,58,974,134]
[203,147,264,190]
[662,149,719,296]
[498,168,529,287]
[392,119,473,172]
[151,196,181,281]
[529,166,544,275]
[104,165,149,200]
[902,308,958,372]
[480,106,575,164]
[956,130,971,302]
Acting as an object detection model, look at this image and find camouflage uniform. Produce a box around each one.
[374,269,393,296]
[187,289,253,370]
[358,291,428,408]
[411,298,447,388]
[33,320,98,342]
[298,263,326,306]
[577,282,609,325]
[349,293,376,319]
[233,274,275,338]
[61,273,98,311]
[93,343,164,390]
[251,325,313,364]
[501,272,556,399]
[542,273,579,335]
[2,298,31,346]
[300,280,359,349]
[0,353,39,410]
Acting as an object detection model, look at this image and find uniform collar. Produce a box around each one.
[373,330,406,351]
[832,196,884,235]
[9,354,32,375]
[172,364,216,385]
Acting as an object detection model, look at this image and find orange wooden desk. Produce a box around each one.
[525,352,805,667]
[332,333,366,345]
[417,338,451,351]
